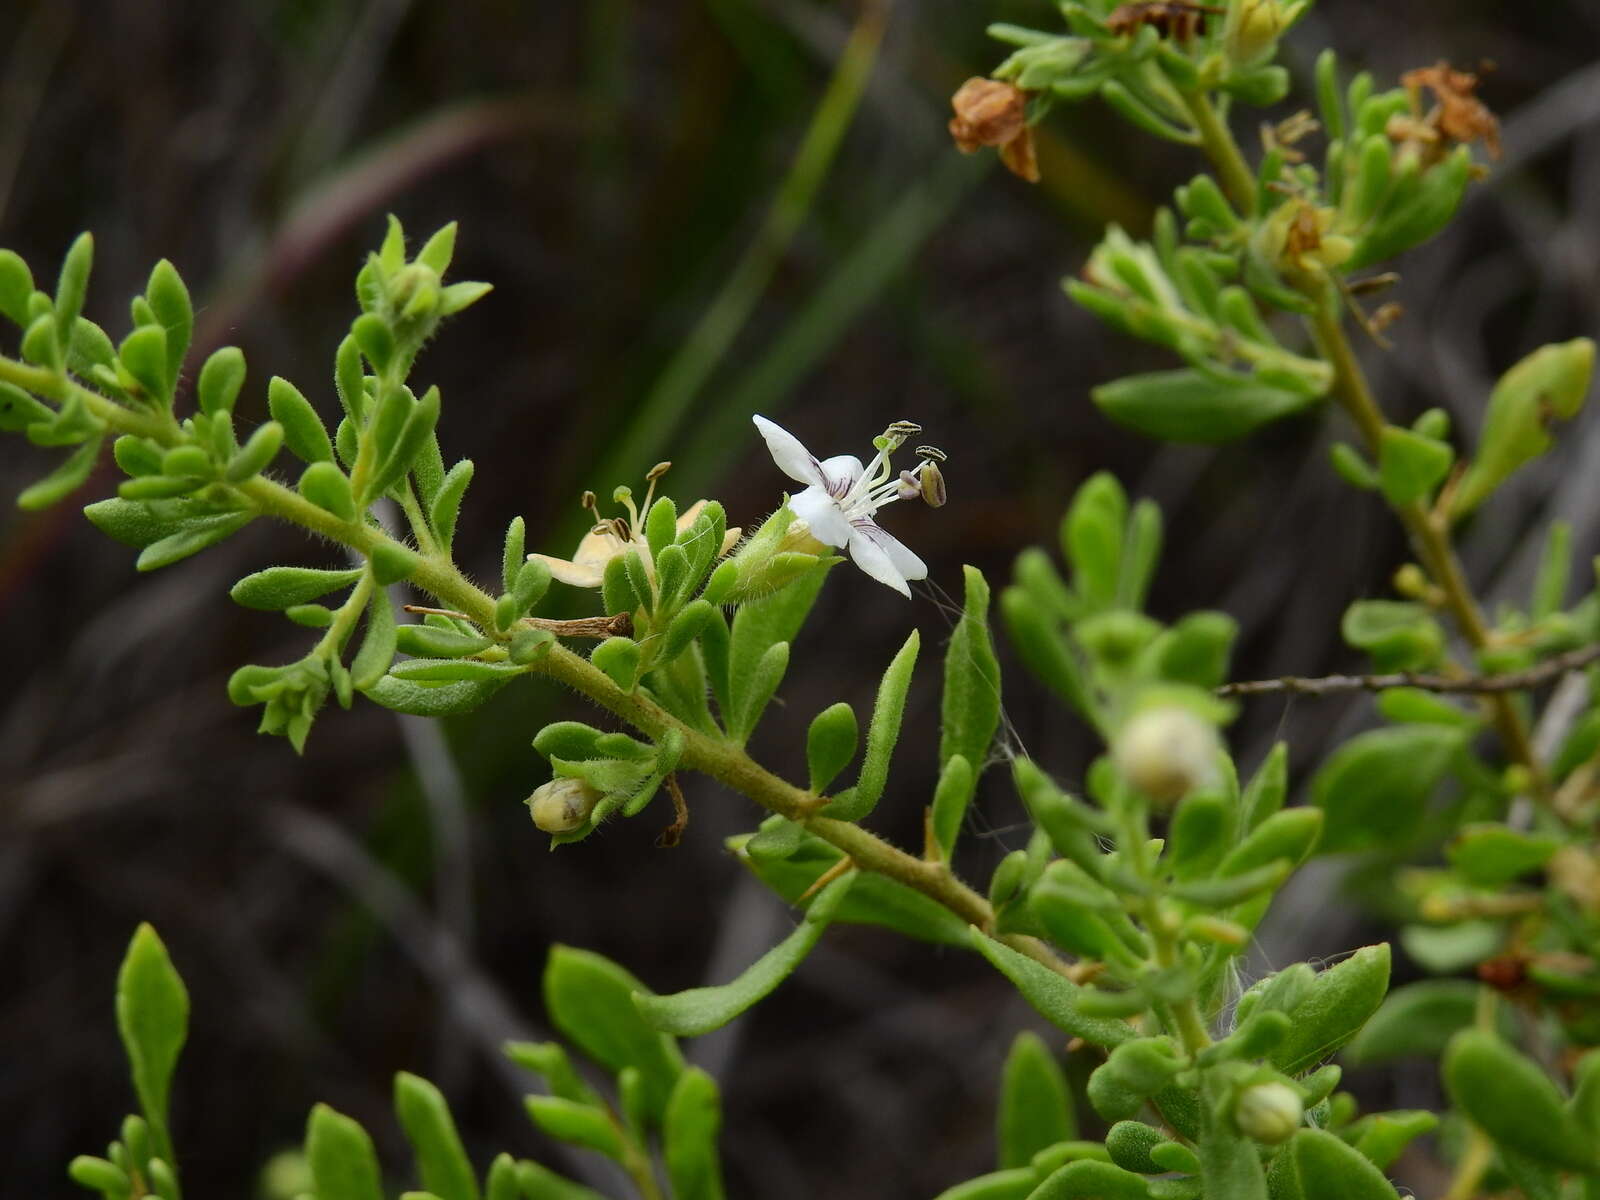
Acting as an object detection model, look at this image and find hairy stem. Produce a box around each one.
[1305,299,1549,799]
[1177,88,1256,215]
[0,350,1081,981]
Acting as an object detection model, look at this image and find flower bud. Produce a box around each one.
[1233,1081,1303,1144]
[1113,706,1219,804]
[1224,0,1286,68]
[528,777,602,834]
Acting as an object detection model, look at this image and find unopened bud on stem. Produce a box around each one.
[1233,1082,1303,1144]
[528,777,603,834]
[1113,706,1219,804]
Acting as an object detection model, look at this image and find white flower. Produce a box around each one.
[752,414,943,598]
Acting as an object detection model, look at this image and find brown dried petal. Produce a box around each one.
[998,126,1041,183]
[949,77,1028,152]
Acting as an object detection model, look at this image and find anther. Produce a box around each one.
[919,461,947,508]
[914,445,947,463]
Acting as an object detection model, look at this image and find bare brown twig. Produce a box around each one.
[1218,642,1600,698]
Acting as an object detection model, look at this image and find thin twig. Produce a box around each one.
[1218,642,1600,698]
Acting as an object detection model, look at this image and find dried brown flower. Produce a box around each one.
[948,77,1040,183]
[1399,60,1502,160]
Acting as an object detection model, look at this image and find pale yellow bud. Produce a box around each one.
[528,777,602,834]
[1234,1082,1304,1144]
[1113,707,1219,804]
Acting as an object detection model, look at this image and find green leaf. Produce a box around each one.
[352,585,398,690]
[416,222,457,273]
[0,381,52,433]
[543,946,685,1122]
[501,517,526,593]
[439,281,492,316]
[1443,1029,1597,1172]
[116,924,189,1164]
[120,324,170,402]
[1241,742,1288,831]
[361,674,507,716]
[485,1154,518,1200]
[1446,823,1559,886]
[54,232,93,343]
[429,460,474,552]
[1345,1110,1439,1171]
[645,497,678,561]
[371,540,420,585]
[1165,789,1235,879]
[522,1097,622,1159]
[1216,808,1323,881]
[726,561,829,726]
[18,435,102,510]
[941,565,1002,772]
[1341,601,1444,672]
[395,1072,480,1200]
[231,566,362,610]
[1152,611,1237,689]
[1311,726,1463,853]
[306,1104,384,1200]
[1104,1121,1165,1175]
[1030,1159,1150,1199]
[826,630,919,820]
[370,386,441,499]
[197,346,246,416]
[663,1068,726,1200]
[68,1156,132,1194]
[1377,424,1453,506]
[299,461,358,521]
[998,1031,1075,1169]
[1344,980,1480,1064]
[591,636,643,692]
[0,248,32,325]
[1092,369,1318,444]
[1270,943,1390,1075]
[225,420,284,481]
[1454,338,1595,516]
[932,753,977,861]
[730,831,970,947]
[1001,587,1095,723]
[633,872,854,1036]
[145,260,192,388]
[395,625,494,659]
[137,510,254,570]
[268,377,333,464]
[514,1161,607,1200]
[805,702,858,794]
[969,929,1135,1048]
[1063,472,1125,611]
[931,1169,1037,1200]
[390,658,527,683]
[1270,1129,1400,1200]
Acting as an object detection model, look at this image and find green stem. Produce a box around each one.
[1305,298,1549,801]
[397,477,440,558]
[1177,88,1255,215]
[0,348,1080,983]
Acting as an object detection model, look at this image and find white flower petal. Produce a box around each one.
[845,525,912,597]
[788,486,854,547]
[855,520,927,582]
[527,552,606,589]
[816,454,864,497]
[753,415,827,489]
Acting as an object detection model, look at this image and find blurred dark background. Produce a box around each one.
[2,1,1597,1195]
